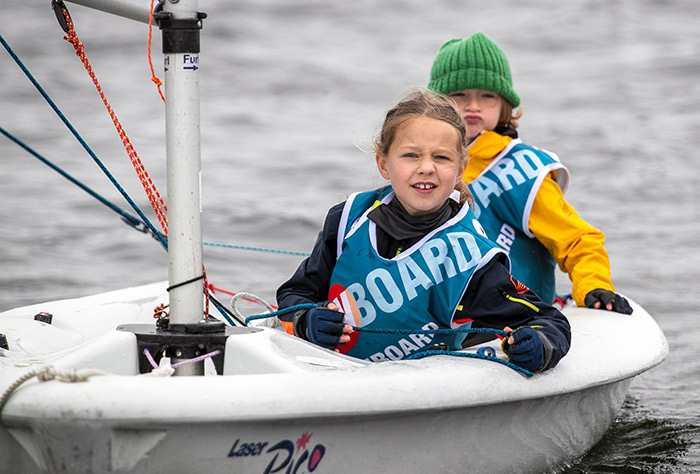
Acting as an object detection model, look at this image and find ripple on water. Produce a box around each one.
[560,397,699,473]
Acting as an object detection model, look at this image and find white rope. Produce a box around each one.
[144,365,175,377]
[0,365,106,415]
[230,292,284,329]
[230,292,275,320]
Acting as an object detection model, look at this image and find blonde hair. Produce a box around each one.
[373,89,474,207]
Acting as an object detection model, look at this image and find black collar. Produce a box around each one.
[368,196,460,242]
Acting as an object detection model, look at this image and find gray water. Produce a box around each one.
[1,1,699,472]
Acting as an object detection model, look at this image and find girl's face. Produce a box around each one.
[448,89,503,141]
[376,116,465,216]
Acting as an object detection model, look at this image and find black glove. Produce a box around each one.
[301,304,345,350]
[584,289,633,314]
[501,327,544,372]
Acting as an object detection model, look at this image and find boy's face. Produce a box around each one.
[376,116,465,217]
[447,89,502,141]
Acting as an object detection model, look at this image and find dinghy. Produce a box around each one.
[0,1,668,473]
[0,283,667,474]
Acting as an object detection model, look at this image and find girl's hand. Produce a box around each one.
[324,303,354,347]
[305,303,346,350]
[501,326,545,372]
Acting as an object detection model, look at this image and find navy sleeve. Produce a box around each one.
[458,255,571,371]
[276,202,345,314]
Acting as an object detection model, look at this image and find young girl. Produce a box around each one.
[276,89,570,373]
[428,32,632,313]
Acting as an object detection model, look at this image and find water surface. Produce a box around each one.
[1,1,699,471]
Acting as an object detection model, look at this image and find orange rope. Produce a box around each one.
[202,267,210,317]
[153,303,169,319]
[148,0,165,102]
[206,283,236,296]
[207,283,280,310]
[58,7,169,235]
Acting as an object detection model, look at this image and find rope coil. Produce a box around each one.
[0,349,225,416]
[0,366,106,414]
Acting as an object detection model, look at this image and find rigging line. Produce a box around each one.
[203,242,311,257]
[1,126,307,261]
[2,126,308,259]
[2,128,245,326]
[0,125,160,238]
[54,3,168,234]
[0,33,168,249]
[350,326,510,338]
[0,128,166,248]
[209,294,244,326]
[3,33,271,328]
[148,0,165,102]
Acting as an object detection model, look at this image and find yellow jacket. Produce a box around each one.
[464,131,615,306]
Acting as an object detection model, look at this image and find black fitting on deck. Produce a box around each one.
[118,320,258,375]
[34,312,53,324]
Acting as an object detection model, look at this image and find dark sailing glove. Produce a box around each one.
[501,327,545,372]
[584,289,633,315]
[299,303,345,350]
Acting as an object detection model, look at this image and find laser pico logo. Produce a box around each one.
[227,431,326,473]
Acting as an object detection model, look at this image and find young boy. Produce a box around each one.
[428,32,632,314]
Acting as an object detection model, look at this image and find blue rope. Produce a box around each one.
[2,124,310,260]
[405,350,533,377]
[209,297,238,326]
[349,327,533,375]
[244,309,530,375]
[3,33,315,260]
[245,308,508,338]
[204,242,310,257]
[0,125,159,237]
[351,325,533,375]
[348,326,531,375]
[351,326,510,338]
[0,33,167,250]
[244,304,317,325]
[2,33,310,327]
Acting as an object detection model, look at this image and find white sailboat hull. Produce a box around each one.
[0,282,667,474]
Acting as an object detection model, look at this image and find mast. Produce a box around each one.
[64,0,212,376]
[160,0,204,327]
[160,0,207,375]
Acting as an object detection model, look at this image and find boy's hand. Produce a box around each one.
[585,289,633,314]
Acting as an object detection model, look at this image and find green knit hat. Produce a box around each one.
[428,33,520,107]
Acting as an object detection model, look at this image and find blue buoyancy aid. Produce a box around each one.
[328,186,506,361]
[468,138,569,304]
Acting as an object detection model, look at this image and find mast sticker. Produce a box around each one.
[164,54,200,72]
